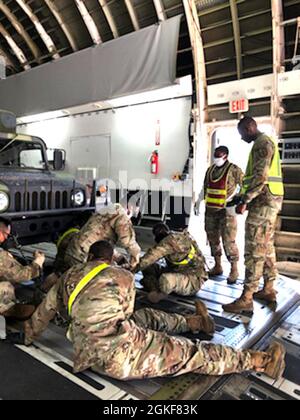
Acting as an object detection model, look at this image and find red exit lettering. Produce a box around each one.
[229,99,249,113]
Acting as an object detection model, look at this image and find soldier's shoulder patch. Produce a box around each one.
[257,147,269,159]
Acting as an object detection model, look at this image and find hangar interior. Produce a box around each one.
[0,0,299,400]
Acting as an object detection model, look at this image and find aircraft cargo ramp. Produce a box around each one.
[1,260,299,401]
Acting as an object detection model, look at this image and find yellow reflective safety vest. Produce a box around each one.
[68,263,110,315]
[242,136,284,197]
[206,163,232,209]
[57,228,80,249]
[171,245,196,266]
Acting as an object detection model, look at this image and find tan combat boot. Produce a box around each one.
[185,300,215,335]
[222,288,254,314]
[23,320,34,346]
[209,256,224,277]
[147,291,168,304]
[253,282,278,304]
[3,304,36,321]
[227,262,239,285]
[251,342,286,380]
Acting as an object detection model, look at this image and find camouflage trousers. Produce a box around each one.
[0,282,16,314]
[132,308,189,334]
[92,318,253,380]
[245,204,279,294]
[141,263,205,297]
[25,282,61,345]
[24,286,254,380]
[205,209,239,262]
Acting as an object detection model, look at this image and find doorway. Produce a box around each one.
[70,134,111,186]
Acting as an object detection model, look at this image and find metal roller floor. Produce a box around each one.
[1,264,299,400]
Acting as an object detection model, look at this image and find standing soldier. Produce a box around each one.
[64,203,141,271]
[24,241,285,382]
[223,117,284,314]
[0,218,45,338]
[139,223,208,303]
[204,146,244,284]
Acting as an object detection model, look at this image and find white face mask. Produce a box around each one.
[214,157,226,167]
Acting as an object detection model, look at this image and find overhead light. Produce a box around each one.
[17,110,69,124]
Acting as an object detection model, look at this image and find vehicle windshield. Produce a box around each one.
[0,138,46,170]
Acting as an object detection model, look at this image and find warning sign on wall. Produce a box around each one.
[155,120,161,146]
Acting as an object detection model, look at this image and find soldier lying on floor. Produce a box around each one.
[23,241,285,382]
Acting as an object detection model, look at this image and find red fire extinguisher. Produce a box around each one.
[151,150,159,175]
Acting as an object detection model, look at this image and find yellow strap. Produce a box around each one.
[57,228,80,249]
[68,263,110,315]
[207,188,227,195]
[173,245,196,266]
[206,197,227,205]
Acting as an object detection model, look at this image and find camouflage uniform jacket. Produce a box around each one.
[0,248,40,284]
[27,261,137,373]
[66,204,141,264]
[25,262,255,379]
[54,230,78,274]
[139,231,208,278]
[204,162,244,214]
[242,132,283,211]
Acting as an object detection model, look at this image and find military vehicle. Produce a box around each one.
[0,110,95,245]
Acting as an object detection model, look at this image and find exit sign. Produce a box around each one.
[229,99,249,113]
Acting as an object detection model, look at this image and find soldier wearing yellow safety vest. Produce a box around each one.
[139,223,208,304]
[204,146,244,284]
[223,117,284,315]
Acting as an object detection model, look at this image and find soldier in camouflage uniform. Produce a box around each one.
[0,218,45,334]
[42,221,106,293]
[24,240,285,381]
[203,146,244,284]
[41,227,80,293]
[139,223,208,303]
[64,203,141,271]
[223,117,284,314]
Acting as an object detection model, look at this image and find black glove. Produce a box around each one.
[226,195,242,207]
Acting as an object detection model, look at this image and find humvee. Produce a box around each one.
[0,110,95,245]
